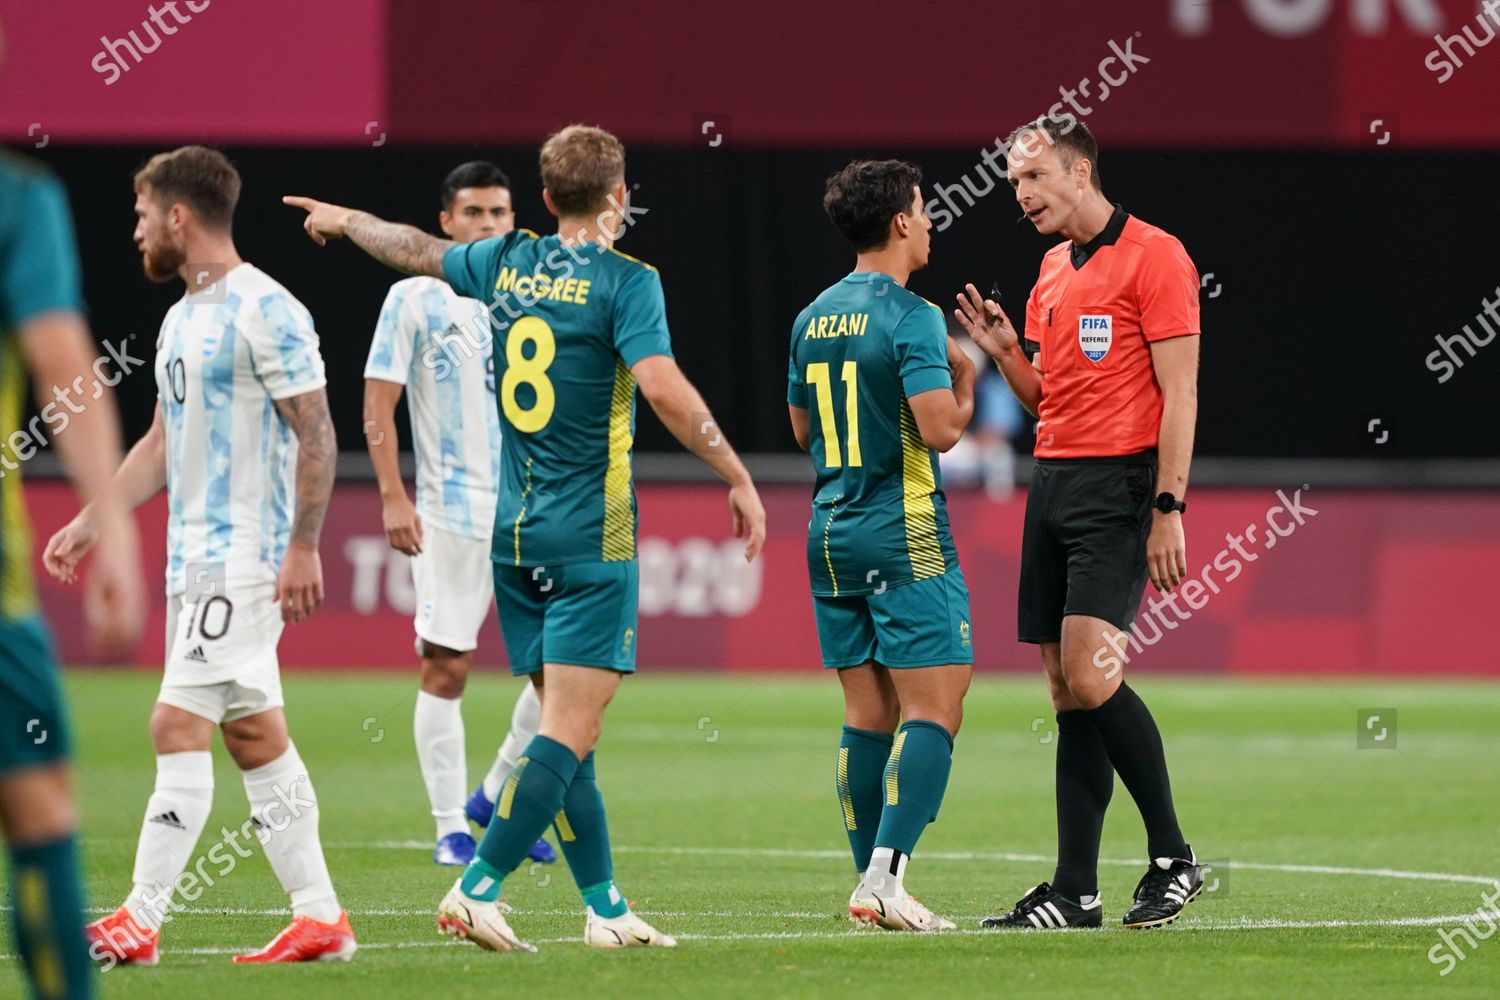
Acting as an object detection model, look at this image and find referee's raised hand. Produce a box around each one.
[953,283,1019,359]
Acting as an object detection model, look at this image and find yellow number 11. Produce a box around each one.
[806,361,861,468]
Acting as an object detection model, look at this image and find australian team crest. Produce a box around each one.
[1078,314,1112,362]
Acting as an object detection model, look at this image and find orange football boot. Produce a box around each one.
[232,911,357,963]
[84,907,160,966]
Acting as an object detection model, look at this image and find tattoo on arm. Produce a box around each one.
[345,211,453,278]
[274,389,337,546]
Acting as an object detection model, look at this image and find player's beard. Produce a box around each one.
[141,242,184,284]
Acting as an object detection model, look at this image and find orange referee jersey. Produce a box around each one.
[1023,209,1199,459]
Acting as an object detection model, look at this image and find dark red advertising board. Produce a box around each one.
[3,0,1498,148]
[24,480,1499,675]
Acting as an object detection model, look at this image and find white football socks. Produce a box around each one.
[414,690,469,838]
[242,744,341,924]
[482,682,542,801]
[125,751,214,931]
[861,847,909,896]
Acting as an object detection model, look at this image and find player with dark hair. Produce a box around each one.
[439,161,513,217]
[48,145,356,963]
[363,161,554,868]
[791,159,976,931]
[287,123,766,952]
[0,138,147,999]
[955,119,1205,930]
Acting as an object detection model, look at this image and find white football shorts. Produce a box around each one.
[411,525,496,653]
[158,579,285,723]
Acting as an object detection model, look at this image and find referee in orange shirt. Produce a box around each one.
[955,119,1204,931]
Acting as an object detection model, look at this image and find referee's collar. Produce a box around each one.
[1070,203,1128,270]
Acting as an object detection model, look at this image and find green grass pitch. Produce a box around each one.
[4,671,1499,998]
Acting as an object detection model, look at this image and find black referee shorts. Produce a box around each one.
[1017,452,1155,644]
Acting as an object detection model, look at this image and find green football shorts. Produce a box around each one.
[0,614,73,773]
[813,569,974,669]
[492,560,639,676]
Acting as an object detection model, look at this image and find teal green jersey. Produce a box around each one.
[443,232,673,567]
[788,272,959,597]
[0,151,86,621]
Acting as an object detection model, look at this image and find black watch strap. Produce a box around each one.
[1154,492,1186,514]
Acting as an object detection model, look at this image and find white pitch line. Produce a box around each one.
[1179,914,1476,931]
[3,913,1476,961]
[2,908,1486,966]
[666,915,1486,936]
[1214,861,1499,888]
[6,844,1486,965]
[345,841,1500,888]
[4,907,1480,930]
[16,906,847,920]
[4,901,1487,933]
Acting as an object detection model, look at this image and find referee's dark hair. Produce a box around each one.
[823,159,923,253]
[1007,118,1103,192]
[441,161,511,209]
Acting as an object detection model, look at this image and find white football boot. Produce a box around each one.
[436,879,536,952]
[849,882,956,931]
[584,907,679,948]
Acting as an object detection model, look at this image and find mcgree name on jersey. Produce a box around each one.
[495,267,593,305]
[802,312,870,339]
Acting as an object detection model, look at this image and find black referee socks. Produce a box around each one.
[1052,709,1114,898]
[1086,683,1190,862]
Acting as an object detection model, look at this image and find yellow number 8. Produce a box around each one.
[501,316,556,433]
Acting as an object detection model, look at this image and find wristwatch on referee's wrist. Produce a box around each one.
[1153,492,1186,515]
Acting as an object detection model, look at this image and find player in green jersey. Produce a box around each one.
[1,136,146,997]
[286,124,765,952]
[789,159,976,932]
